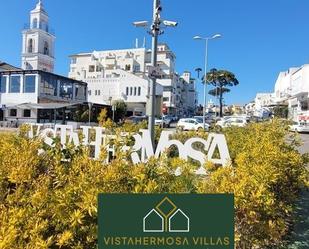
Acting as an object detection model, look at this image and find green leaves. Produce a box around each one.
[0,120,308,248]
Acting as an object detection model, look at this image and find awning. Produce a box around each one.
[6,102,84,110]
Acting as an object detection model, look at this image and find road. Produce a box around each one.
[298,133,309,155]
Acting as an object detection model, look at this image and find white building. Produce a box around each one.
[254,93,274,110]
[68,43,196,116]
[274,64,309,120]
[179,71,197,116]
[69,48,162,116]
[0,70,87,124]
[21,0,55,72]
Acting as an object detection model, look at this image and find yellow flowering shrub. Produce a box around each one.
[0,119,307,248]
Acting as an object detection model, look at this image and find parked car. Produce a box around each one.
[194,115,215,125]
[216,116,232,127]
[162,115,178,122]
[176,118,209,131]
[289,121,309,133]
[219,117,247,128]
[125,116,147,124]
[155,116,172,127]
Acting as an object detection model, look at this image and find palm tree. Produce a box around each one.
[204,68,239,117]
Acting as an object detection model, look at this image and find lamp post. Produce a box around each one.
[193,34,221,129]
[108,96,114,121]
[133,0,177,147]
[88,102,92,126]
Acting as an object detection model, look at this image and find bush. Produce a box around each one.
[0,120,308,248]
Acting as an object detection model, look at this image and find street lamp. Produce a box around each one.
[133,0,177,146]
[193,33,221,129]
[88,102,92,126]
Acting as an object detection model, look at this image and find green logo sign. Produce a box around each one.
[98,194,234,249]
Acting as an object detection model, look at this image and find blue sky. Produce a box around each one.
[1,0,309,105]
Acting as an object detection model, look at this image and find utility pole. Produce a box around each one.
[133,0,177,146]
[148,0,160,146]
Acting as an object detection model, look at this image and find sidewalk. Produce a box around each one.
[285,188,309,248]
[285,134,309,248]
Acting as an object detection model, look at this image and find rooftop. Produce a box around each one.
[0,61,21,71]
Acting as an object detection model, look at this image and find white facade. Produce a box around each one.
[254,93,274,109]
[179,71,197,115]
[252,64,309,121]
[68,48,163,115]
[68,44,196,116]
[274,65,309,120]
[21,0,55,72]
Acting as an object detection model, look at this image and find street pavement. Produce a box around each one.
[298,133,309,155]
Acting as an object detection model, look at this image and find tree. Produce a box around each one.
[204,68,239,117]
[273,105,288,119]
[112,100,127,122]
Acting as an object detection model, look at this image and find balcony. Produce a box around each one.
[23,23,55,36]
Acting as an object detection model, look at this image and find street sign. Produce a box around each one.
[148,66,164,78]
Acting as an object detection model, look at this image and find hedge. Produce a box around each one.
[0,119,308,248]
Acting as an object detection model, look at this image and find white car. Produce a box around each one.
[216,116,232,127]
[219,117,247,128]
[289,122,309,133]
[155,116,172,127]
[177,118,209,131]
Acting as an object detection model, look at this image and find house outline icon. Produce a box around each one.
[168,209,190,232]
[143,208,164,232]
[143,197,190,233]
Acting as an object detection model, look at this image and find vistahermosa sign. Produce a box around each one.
[27,124,230,175]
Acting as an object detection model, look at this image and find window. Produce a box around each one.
[24,75,36,93]
[300,101,308,111]
[32,18,38,28]
[96,66,102,72]
[71,58,77,64]
[43,41,49,55]
[28,39,34,53]
[138,87,141,96]
[0,76,7,93]
[163,97,169,102]
[89,65,95,72]
[130,87,133,95]
[40,73,58,96]
[9,109,17,117]
[10,75,21,93]
[94,90,101,96]
[88,90,91,95]
[125,64,131,71]
[134,87,137,96]
[133,65,140,72]
[23,109,31,117]
[75,84,87,100]
[126,87,129,95]
[59,80,73,99]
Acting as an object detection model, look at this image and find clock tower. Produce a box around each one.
[21,0,55,72]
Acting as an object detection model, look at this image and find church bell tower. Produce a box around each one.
[21,0,55,72]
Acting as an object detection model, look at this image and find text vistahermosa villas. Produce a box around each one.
[27,124,231,175]
[103,236,231,246]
